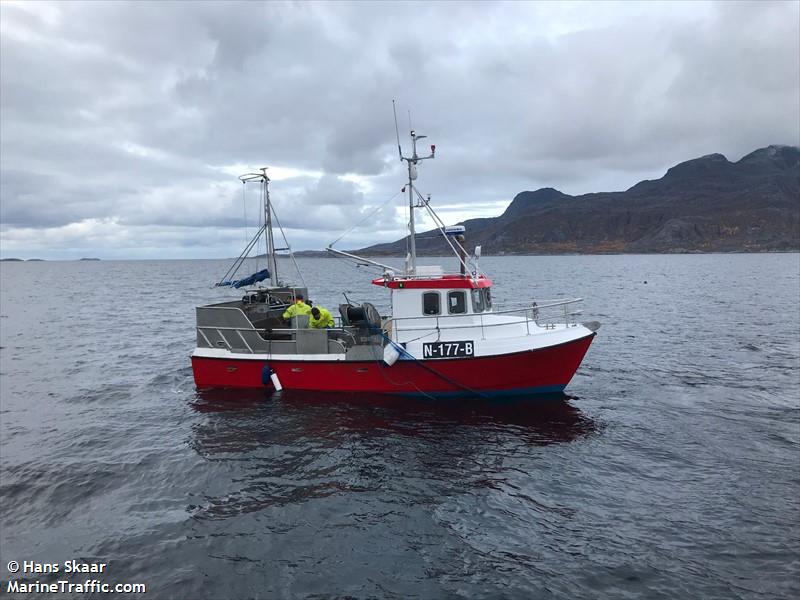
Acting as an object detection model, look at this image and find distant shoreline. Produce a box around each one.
[1,257,101,262]
[1,250,798,262]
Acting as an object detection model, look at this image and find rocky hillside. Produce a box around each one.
[359,145,799,254]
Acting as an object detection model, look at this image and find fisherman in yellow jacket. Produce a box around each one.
[309,306,335,329]
[282,294,312,322]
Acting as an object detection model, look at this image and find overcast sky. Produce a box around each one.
[1,0,798,259]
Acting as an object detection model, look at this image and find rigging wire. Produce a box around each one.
[270,202,307,289]
[217,171,309,289]
[373,331,489,399]
[413,188,474,276]
[414,187,481,277]
[215,223,266,286]
[328,190,403,248]
[242,181,248,247]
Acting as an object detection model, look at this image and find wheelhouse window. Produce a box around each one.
[471,288,485,313]
[447,290,467,314]
[483,288,492,309]
[422,291,441,315]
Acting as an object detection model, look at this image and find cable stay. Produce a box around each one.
[328,191,403,249]
[214,167,306,290]
[270,201,307,289]
[325,190,405,275]
[215,223,267,287]
[412,186,482,277]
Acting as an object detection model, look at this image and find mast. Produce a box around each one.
[407,148,416,273]
[400,130,435,275]
[261,167,279,287]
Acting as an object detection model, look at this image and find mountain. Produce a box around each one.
[358,145,799,255]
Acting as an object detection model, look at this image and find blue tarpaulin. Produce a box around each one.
[218,268,270,288]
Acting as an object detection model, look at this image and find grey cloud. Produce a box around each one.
[271,175,405,235]
[1,0,797,258]
[297,174,364,207]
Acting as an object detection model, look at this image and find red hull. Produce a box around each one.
[191,333,595,396]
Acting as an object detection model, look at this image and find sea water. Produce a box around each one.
[1,254,798,598]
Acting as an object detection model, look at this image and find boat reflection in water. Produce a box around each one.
[186,391,596,520]
[189,390,596,446]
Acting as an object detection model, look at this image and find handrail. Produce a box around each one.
[201,303,583,332]
[386,297,582,323]
[198,298,587,350]
[391,317,582,333]
[196,324,356,353]
[384,297,584,340]
[492,298,582,310]
[197,325,353,334]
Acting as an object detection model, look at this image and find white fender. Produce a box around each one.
[270,371,283,391]
[383,343,401,366]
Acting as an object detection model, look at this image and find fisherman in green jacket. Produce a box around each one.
[309,306,335,329]
[282,294,312,321]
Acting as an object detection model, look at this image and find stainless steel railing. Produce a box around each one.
[196,298,586,353]
[196,321,361,354]
[385,298,584,341]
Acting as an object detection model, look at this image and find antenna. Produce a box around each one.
[399,126,436,276]
[392,100,402,160]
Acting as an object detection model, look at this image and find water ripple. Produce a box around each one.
[1,255,798,599]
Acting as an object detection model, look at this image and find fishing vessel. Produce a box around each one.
[191,127,598,397]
